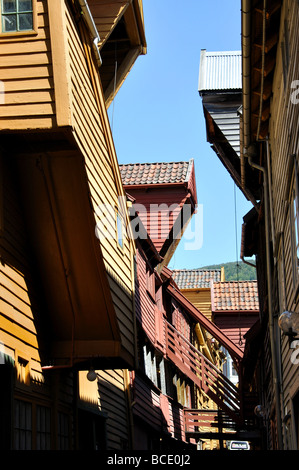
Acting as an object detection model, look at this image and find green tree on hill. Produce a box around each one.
[201,260,256,281]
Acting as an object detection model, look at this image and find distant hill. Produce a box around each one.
[201,260,257,281]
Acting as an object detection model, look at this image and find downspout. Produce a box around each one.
[241,0,283,449]
[246,153,283,449]
[78,0,102,67]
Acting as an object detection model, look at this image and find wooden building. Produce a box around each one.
[172,267,225,322]
[212,281,260,352]
[199,0,299,450]
[0,0,146,450]
[119,160,198,270]
[122,166,260,450]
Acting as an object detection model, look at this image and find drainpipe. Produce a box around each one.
[246,151,283,450]
[78,0,102,67]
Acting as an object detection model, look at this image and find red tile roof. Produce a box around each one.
[119,160,194,186]
[172,269,222,289]
[212,281,259,312]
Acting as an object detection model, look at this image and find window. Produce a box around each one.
[14,399,32,450]
[1,0,34,33]
[116,211,124,249]
[36,405,51,450]
[146,266,155,300]
[290,167,299,287]
[58,412,70,450]
[278,237,287,313]
[143,344,157,386]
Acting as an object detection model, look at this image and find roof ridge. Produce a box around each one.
[119,160,192,167]
[214,280,257,283]
[172,268,222,271]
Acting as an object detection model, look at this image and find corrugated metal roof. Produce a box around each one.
[198,50,242,92]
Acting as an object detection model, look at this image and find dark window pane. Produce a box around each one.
[2,0,16,13]
[19,0,32,12]
[18,12,33,30]
[3,13,17,31]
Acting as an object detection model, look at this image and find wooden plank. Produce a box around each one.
[3,90,54,105]
[0,39,51,55]
[0,52,51,67]
[3,77,53,92]
[0,116,55,130]
[0,65,52,80]
[47,0,71,127]
[0,102,54,117]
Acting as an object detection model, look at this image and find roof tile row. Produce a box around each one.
[119,161,193,186]
[172,269,221,289]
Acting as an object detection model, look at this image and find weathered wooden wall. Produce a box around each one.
[182,289,213,321]
[134,248,156,345]
[97,369,131,450]
[268,0,299,449]
[126,187,188,253]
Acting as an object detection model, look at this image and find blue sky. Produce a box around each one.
[108,0,253,269]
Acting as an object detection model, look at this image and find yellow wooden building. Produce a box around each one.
[0,0,146,450]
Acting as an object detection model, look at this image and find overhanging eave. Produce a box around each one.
[15,150,125,368]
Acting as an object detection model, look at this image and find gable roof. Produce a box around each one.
[119,160,194,187]
[172,268,222,289]
[212,281,259,312]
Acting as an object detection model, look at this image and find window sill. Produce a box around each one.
[0,29,38,38]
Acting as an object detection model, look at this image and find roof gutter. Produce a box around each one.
[241,0,254,194]
[241,0,251,155]
[78,0,102,67]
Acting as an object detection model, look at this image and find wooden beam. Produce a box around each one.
[253,54,276,77]
[47,0,72,127]
[252,79,273,100]
[255,1,281,19]
[253,32,279,54]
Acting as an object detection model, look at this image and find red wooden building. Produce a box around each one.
[121,162,260,450]
[212,281,260,351]
[120,160,197,269]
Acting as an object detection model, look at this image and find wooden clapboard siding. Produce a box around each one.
[172,302,191,340]
[181,289,213,322]
[168,402,185,442]
[126,187,188,253]
[0,0,56,130]
[213,314,257,351]
[97,369,130,450]
[0,157,43,381]
[132,374,162,432]
[267,0,299,431]
[134,248,156,345]
[269,0,299,309]
[64,2,135,360]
